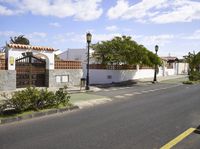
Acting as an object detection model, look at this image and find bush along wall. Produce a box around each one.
[189,71,200,81]
[0,87,70,115]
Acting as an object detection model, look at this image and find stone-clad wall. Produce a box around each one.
[47,69,83,88]
[0,70,16,91]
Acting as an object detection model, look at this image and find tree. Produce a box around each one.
[185,51,200,72]
[10,35,30,45]
[54,54,60,60]
[92,35,161,66]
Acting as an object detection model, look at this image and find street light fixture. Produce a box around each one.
[153,45,159,83]
[85,32,92,90]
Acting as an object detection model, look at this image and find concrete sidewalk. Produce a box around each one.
[137,74,188,83]
[69,75,188,108]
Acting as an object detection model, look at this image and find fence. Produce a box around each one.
[55,60,82,69]
[89,64,137,70]
[139,65,153,69]
[0,59,6,70]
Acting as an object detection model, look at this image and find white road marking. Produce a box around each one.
[112,88,117,91]
[124,93,134,96]
[114,95,125,98]
[134,92,141,95]
[74,98,112,108]
[104,89,110,92]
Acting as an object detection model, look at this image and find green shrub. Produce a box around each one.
[182,81,193,85]
[11,87,40,111]
[38,88,55,109]
[189,71,200,81]
[0,87,71,115]
[54,88,70,107]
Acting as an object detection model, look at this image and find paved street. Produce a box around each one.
[1,82,200,149]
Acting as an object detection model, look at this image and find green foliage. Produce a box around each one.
[11,87,40,111]
[184,51,200,73]
[184,51,200,81]
[182,81,193,85]
[54,88,70,106]
[10,35,30,45]
[38,88,55,109]
[54,54,60,60]
[92,36,161,67]
[0,87,71,115]
[189,71,200,81]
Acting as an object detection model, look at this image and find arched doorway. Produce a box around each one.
[16,52,46,88]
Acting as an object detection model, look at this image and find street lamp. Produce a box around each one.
[85,32,92,90]
[153,45,159,83]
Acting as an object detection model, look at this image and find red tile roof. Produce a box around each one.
[7,44,55,51]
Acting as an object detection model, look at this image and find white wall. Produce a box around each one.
[177,63,189,74]
[89,67,164,84]
[164,69,175,76]
[6,48,54,70]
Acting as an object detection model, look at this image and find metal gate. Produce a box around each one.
[16,53,46,88]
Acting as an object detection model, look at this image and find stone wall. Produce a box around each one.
[48,69,83,88]
[0,70,16,91]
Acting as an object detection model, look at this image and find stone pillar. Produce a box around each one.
[0,70,16,91]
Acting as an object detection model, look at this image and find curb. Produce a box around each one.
[0,105,79,125]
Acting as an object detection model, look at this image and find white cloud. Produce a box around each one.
[107,0,200,23]
[27,32,47,39]
[151,0,200,23]
[73,0,103,21]
[0,5,14,15]
[105,25,118,32]
[26,32,47,44]
[107,0,129,19]
[54,32,84,44]
[0,31,48,45]
[49,22,61,28]
[0,0,103,21]
[135,34,174,46]
[53,32,123,45]
[0,31,20,37]
[107,0,166,21]
[93,33,121,42]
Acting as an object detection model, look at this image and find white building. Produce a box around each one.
[59,48,95,78]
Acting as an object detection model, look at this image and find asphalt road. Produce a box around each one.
[1,83,200,149]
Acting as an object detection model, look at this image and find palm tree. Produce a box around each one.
[10,35,30,45]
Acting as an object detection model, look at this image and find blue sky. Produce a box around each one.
[0,0,200,58]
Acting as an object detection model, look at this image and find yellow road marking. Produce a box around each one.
[160,128,196,149]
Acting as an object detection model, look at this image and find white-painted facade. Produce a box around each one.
[88,64,188,84]
[89,67,164,84]
[6,47,55,70]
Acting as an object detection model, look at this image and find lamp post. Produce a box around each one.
[153,45,159,83]
[85,32,92,90]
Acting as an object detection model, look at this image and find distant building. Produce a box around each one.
[59,48,95,62]
[58,48,95,78]
[161,56,188,75]
[59,48,87,62]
